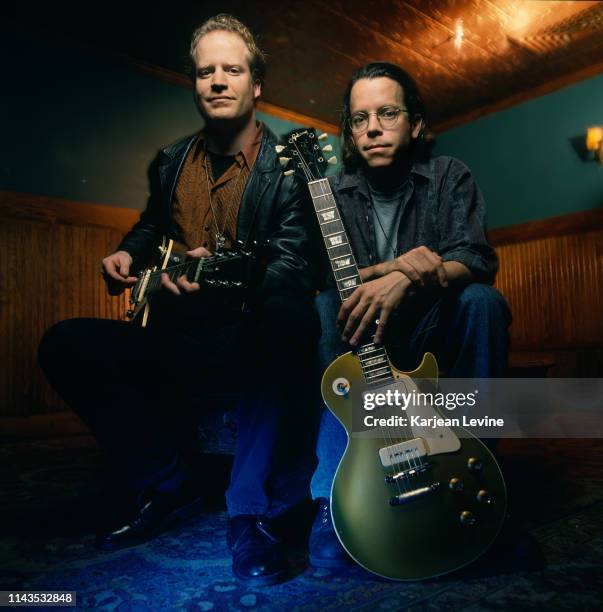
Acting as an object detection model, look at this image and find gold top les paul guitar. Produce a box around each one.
[278,129,507,581]
[126,236,255,327]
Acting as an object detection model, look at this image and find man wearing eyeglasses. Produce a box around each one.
[308,62,510,568]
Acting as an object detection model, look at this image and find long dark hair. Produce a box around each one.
[341,62,430,170]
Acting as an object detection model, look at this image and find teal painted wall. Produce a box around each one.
[1,27,339,211]
[434,75,603,229]
[8,22,598,231]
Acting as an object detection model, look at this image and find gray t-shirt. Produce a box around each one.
[369,181,408,263]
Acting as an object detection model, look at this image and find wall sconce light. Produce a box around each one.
[586,126,603,163]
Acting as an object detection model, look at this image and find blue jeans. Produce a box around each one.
[38,291,319,517]
[310,284,511,500]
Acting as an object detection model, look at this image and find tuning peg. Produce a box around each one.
[275,144,285,153]
[322,144,333,152]
[279,156,292,166]
[284,169,295,176]
[318,132,328,140]
[327,156,338,165]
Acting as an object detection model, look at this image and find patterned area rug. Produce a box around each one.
[1,437,601,611]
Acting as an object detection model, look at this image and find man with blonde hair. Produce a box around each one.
[39,14,318,586]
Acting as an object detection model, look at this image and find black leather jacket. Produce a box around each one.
[118,125,316,298]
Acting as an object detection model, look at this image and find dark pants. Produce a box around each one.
[310,284,511,499]
[38,291,319,516]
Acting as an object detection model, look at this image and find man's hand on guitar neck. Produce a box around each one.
[161,246,213,295]
[338,271,412,347]
[101,250,138,296]
[339,247,474,346]
[340,247,448,346]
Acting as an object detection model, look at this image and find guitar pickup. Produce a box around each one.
[379,437,428,468]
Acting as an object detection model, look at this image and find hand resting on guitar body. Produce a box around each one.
[338,270,412,347]
[100,250,138,296]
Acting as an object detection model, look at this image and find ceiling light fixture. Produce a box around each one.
[431,18,465,51]
[454,19,464,49]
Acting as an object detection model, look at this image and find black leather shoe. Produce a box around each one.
[309,498,352,568]
[227,515,287,586]
[95,483,202,551]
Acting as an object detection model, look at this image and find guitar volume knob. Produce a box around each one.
[467,457,483,472]
[460,510,476,526]
[448,477,464,492]
[477,489,493,504]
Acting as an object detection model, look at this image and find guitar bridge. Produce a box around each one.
[385,462,431,483]
[389,482,440,506]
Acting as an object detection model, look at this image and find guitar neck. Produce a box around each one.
[137,258,203,300]
[308,178,394,387]
[308,178,361,303]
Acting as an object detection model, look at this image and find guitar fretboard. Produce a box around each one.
[308,178,394,387]
[133,259,202,302]
[357,344,395,387]
[308,179,361,302]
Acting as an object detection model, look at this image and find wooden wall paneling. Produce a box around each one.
[0,191,139,234]
[0,207,130,418]
[495,230,603,351]
[489,208,603,246]
[1,191,601,429]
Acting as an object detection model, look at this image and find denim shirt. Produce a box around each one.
[327,156,499,284]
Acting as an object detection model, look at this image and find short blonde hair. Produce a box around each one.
[189,14,266,86]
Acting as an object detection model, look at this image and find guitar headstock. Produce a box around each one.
[198,240,268,290]
[275,129,337,182]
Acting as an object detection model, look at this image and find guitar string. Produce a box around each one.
[294,148,405,499]
[363,341,409,496]
[135,252,233,298]
[309,159,418,496]
[311,176,410,494]
[398,376,425,491]
[146,252,231,286]
[294,137,408,495]
[294,145,406,499]
[323,189,419,495]
[387,350,428,483]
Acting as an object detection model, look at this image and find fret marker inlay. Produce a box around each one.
[334,257,351,268]
[321,210,336,221]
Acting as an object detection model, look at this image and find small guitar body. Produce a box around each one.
[322,351,507,581]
